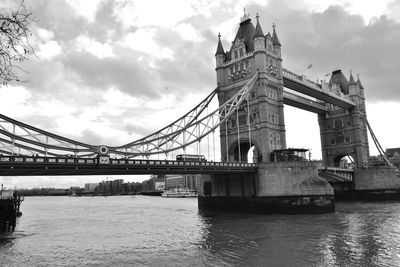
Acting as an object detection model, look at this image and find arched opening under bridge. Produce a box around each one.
[333,154,355,169]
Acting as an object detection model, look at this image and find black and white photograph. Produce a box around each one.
[1,0,400,266]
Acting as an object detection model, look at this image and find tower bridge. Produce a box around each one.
[0,12,398,213]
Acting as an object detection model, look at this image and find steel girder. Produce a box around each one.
[0,72,258,158]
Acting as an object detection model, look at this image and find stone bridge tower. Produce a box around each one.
[318,70,369,168]
[215,12,286,163]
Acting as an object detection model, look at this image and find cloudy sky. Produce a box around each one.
[1,0,400,188]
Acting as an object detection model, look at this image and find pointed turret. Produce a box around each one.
[348,71,358,95]
[272,23,281,46]
[254,13,264,38]
[348,71,356,86]
[253,13,266,72]
[356,75,364,89]
[356,74,365,97]
[215,33,225,56]
[215,33,225,84]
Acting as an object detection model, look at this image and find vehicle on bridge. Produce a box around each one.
[176,154,206,162]
[271,148,309,162]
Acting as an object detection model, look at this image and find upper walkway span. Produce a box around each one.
[282,68,356,109]
[282,91,329,113]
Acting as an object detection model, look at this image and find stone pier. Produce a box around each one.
[350,166,400,200]
[198,161,334,214]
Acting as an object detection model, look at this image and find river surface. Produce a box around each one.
[1,196,400,266]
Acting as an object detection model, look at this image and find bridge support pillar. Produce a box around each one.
[198,161,334,214]
[350,166,400,200]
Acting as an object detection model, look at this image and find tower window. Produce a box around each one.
[234,50,238,59]
[245,60,250,69]
[334,119,343,129]
[241,62,245,70]
[239,48,244,57]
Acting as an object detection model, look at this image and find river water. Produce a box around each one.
[1,196,400,266]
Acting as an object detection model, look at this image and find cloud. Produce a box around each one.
[121,28,174,60]
[113,0,197,28]
[75,35,115,59]
[62,51,161,97]
[65,0,105,22]
[37,40,62,60]
[241,0,400,102]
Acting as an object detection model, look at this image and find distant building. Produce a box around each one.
[84,183,98,193]
[154,175,165,191]
[124,182,142,194]
[141,178,155,192]
[96,179,125,195]
[165,174,201,191]
[385,148,400,167]
[386,148,400,159]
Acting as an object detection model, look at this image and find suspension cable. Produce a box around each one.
[212,111,215,162]
[0,73,259,158]
[207,106,210,161]
[237,106,241,163]
[365,118,399,175]
[247,92,251,160]
[225,119,228,162]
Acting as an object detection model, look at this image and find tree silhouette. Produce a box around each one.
[0,0,34,85]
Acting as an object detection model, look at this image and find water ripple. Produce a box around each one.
[1,197,400,266]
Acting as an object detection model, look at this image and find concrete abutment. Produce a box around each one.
[332,166,400,201]
[198,161,334,214]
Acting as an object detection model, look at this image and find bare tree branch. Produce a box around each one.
[0,0,35,85]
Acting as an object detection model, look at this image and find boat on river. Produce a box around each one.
[161,188,198,198]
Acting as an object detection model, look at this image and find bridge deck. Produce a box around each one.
[318,167,354,183]
[0,156,257,176]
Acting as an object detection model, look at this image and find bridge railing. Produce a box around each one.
[0,155,257,168]
[318,167,354,182]
[282,68,355,106]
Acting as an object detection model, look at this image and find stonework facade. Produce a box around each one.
[215,13,286,163]
[318,71,369,167]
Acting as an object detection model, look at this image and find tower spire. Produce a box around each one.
[272,22,281,46]
[349,70,356,85]
[215,32,225,56]
[356,74,364,89]
[254,13,264,38]
[240,7,250,23]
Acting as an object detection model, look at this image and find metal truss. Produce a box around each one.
[0,72,258,158]
[110,72,259,157]
[0,114,97,157]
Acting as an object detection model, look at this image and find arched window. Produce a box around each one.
[234,50,238,59]
[239,48,244,57]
